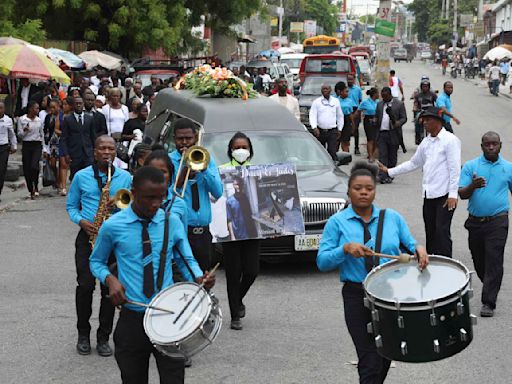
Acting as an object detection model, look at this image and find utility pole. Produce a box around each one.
[441,0,446,20]
[446,0,450,20]
[453,0,458,33]
[375,0,392,90]
[278,0,284,47]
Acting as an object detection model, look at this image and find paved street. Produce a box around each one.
[2,60,512,384]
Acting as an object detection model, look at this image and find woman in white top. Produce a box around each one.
[18,100,45,199]
[101,87,129,139]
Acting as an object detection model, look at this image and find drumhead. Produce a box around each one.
[364,256,469,304]
[144,282,211,344]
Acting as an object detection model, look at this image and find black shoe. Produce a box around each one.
[480,304,494,317]
[238,304,246,319]
[354,148,361,155]
[77,335,91,355]
[96,341,112,357]
[184,356,192,368]
[230,319,243,330]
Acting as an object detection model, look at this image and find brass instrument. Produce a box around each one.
[89,160,133,247]
[173,135,210,198]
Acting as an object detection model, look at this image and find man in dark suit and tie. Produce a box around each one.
[61,97,97,178]
[83,90,107,136]
[15,78,38,117]
[376,87,407,184]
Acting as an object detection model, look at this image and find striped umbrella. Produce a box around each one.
[0,44,70,84]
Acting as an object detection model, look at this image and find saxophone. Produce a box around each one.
[89,160,113,248]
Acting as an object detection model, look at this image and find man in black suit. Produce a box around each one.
[83,90,107,136]
[61,97,97,178]
[376,87,407,184]
[15,78,38,117]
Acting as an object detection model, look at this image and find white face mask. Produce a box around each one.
[232,148,251,164]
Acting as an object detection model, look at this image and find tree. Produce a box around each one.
[407,0,441,42]
[0,0,46,44]
[427,19,452,46]
[360,15,376,25]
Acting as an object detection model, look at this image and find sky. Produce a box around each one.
[346,0,413,16]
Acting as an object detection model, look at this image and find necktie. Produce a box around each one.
[357,218,376,272]
[77,114,83,125]
[140,220,154,298]
[191,183,200,212]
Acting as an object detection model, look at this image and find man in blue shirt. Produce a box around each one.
[435,81,460,133]
[459,131,512,318]
[90,166,214,384]
[169,118,223,271]
[347,74,363,155]
[66,135,132,357]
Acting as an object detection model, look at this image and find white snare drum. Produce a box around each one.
[143,282,222,358]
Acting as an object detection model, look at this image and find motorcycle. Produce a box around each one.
[450,63,457,78]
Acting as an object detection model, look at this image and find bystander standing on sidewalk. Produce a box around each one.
[0,101,17,202]
[489,61,501,97]
[499,59,509,86]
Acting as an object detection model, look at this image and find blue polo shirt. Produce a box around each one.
[459,155,512,217]
[337,96,357,116]
[90,206,203,312]
[169,150,223,227]
[435,92,452,123]
[163,186,188,227]
[317,205,417,283]
[358,98,377,116]
[348,85,363,107]
[66,165,132,225]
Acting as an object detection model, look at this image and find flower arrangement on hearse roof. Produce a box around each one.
[180,64,258,99]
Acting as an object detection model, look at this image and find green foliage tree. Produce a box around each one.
[427,19,452,46]
[0,0,46,44]
[360,15,376,25]
[407,0,441,42]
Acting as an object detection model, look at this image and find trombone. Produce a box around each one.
[113,188,133,209]
[173,133,210,198]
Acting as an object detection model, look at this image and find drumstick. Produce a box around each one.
[126,300,175,314]
[173,262,220,324]
[372,252,414,263]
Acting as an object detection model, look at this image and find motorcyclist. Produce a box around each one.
[413,79,437,144]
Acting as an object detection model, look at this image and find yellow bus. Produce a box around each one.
[303,35,342,54]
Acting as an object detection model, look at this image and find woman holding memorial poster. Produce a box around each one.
[221,132,261,331]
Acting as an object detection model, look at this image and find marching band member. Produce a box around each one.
[317,161,428,384]
[221,132,261,331]
[169,118,223,271]
[66,135,132,357]
[89,166,214,384]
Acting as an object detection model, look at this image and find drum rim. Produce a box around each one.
[363,255,471,307]
[143,282,212,345]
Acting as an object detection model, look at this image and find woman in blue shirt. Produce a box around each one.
[357,87,379,160]
[335,81,356,153]
[317,161,428,383]
[220,132,260,331]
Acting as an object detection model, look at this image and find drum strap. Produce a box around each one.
[173,246,197,280]
[156,210,171,291]
[371,209,387,270]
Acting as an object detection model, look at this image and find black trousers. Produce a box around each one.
[342,283,391,384]
[21,141,42,193]
[70,157,92,179]
[0,144,9,195]
[422,195,454,257]
[188,227,212,272]
[75,229,115,342]
[222,240,261,320]
[317,128,338,160]
[465,215,508,309]
[114,309,185,384]
[377,131,398,179]
[353,114,361,150]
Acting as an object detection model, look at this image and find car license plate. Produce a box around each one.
[294,234,322,251]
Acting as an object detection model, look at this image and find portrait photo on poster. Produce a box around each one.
[210,163,305,242]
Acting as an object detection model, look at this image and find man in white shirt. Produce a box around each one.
[0,101,17,201]
[379,106,461,258]
[489,60,501,96]
[389,70,404,101]
[269,78,300,121]
[309,84,344,160]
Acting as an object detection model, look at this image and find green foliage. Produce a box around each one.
[427,19,452,46]
[0,19,47,44]
[407,0,441,42]
[360,15,376,25]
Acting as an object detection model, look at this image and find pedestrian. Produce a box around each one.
[83,90,108,136]
[89,166,213,384]
[317,161,428,384]
[489,60,501,96]
[220,132,261,331]
[499,59,509,86]
[60,97,97,178]
[0,101,17,202]
[101,88,129,139]
[169,118,223,272]
[120,77,134,105]
[356,87,378,160]
[66,135,132,357]
[118,65,129,86]
[269,78,300,120]
[388,70,404,101]
[309,84,344,161]
[15,78,38,117]
[347,74,363,155]
[334,81,356,153]
[459,131,512,318]
[378,106,461,258]
[375,87,407,184]
[95,95,106,110]
[128,82,144,111]
[435,81,460,133]
[142,75,162,97]
[18,101,44,199]
[43,98,64,193]
[122,104,148,147]
[413,79,437,144]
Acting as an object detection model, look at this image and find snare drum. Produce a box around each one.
[143,282,222,358]
[363,256,477,363]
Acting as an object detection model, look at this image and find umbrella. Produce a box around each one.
[278,47,296,54]
[79,50,122,70]
[0,44,70,84]
[258,49,281,58]
[48,48,86,69]
[0,36,28,46]
[484,46,512,61]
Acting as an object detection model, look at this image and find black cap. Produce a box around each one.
[418,106,444,122]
